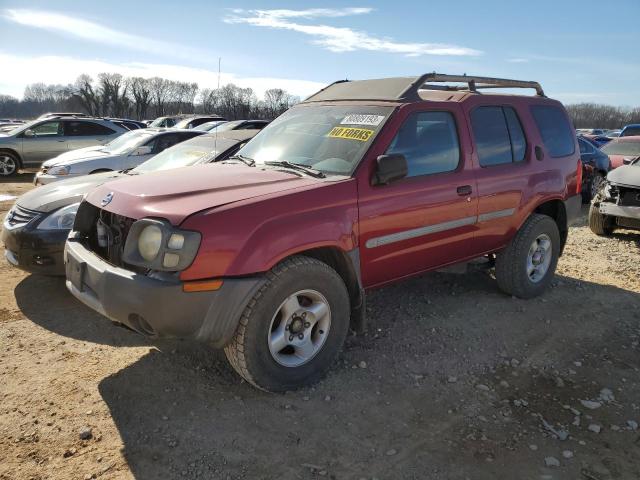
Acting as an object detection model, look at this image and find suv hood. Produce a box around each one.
[85,163,322,225]
[43,146,110,167]
[607,163,640,188]
[17,171,125,213]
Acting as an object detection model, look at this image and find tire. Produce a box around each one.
[495,214,560,299]
[589,172,605,201]
[224,255,350,392]
[0,151,19,176]
[588,203,614,236]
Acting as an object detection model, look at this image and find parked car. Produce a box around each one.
[578,136,611,201]
[34,128,204,185]
[148,116,187,128]
[195,119,270,132]
[37,112,90,120]
[105,118,147,130]
[577,128,607,136]
[606,130,621,138]
[600,136,640,169]
[172,115,227,129]
[620,124,640,137]
[1,130,258,275]
[63,73,582,392]
[589,158,640,235]
[583,134,612,148]
[0,117,128,176]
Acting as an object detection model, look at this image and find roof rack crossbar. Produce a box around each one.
[402,73,545,99]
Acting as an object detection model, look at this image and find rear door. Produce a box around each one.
[64,121,117,150]
[357,104,478,288]
[20,120,66,166]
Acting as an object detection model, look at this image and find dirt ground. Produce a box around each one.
[1,175,639,480]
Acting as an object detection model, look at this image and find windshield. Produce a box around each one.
[6,119,40,135]
[133,139,217,173]
[193,121,227,132]
[601,140,640,156]
[237,105,394,175]
[149,117,176,128]
[207,120,243,133]
[102,130,152,154]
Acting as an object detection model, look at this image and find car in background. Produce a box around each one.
[192,120,227,131]
[589,158,640,236]
[620,124,640,137]
[37,112,90,120]
[581,134,612,148]
[172,115,227,130]
[0,117,128,176]
[577,128,607,136]
[193,119,270,132]
[606,130,621,138]
[600,136,640,169]
[148,115,187,128]
[34,128,204,185]
[1,130,258,275]
[106,118,147,130]
[578,136,611,201]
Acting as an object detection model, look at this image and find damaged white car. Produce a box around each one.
[589,158,640,235]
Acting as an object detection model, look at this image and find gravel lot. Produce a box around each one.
[1,176,639,480]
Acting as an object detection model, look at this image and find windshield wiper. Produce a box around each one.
[224,154,255,167]
[264,160,325,178]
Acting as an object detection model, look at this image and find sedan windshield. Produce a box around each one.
[102,130,153,154]
[237,105,394,175]
[133,139,219,173]
[193,121,228,132]
[601,140,640,156]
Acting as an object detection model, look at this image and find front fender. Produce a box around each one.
[179,179,359,281]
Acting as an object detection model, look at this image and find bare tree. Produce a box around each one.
[149,77,170,117]
[72,75,100,116]
[128,77,152,120]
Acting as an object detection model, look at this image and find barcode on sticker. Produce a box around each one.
[341,114,385,126]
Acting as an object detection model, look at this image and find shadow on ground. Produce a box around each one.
[14,274,150,347]
[98,271,640,479]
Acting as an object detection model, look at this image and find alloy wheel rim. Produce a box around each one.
[0,155,16,176]
[526,234,552,283]
[267,289,332,368]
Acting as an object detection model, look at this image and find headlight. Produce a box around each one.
[123,219,201,271]
[138,224,163,261]
[37,203,80,230]
[48,165,70,176]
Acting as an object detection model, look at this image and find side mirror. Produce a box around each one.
[23,129,35,138]
[132,145,153,156]
[373,154,407,185]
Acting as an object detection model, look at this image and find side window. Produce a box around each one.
[530,105,575,157]
[471,106,527,167]
[149,134,181,153]
[30,121,62,136]
[65,121,116,136]
[386,111,460,177]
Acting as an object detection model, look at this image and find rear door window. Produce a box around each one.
[386,111,461,177]
[530,105,575,157]
[471,106,527,167]
[65,121,116,136]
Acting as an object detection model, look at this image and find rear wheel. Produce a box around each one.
[495,214,560,299]
[224,256,350,392]
[0,152,19,176]
[590,172,605,201]
[588,203,614,236]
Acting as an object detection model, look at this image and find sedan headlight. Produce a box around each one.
[123,218,201,271]
[37,203,80,230]
[48,165,70,176]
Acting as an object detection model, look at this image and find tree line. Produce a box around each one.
[1,75,638,129]
[0,73,300,121]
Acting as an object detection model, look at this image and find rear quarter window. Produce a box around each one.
[530,105,575,157]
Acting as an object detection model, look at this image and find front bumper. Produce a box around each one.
[599,203,640,220]
[64,238,265,347]
[1,221,68,275]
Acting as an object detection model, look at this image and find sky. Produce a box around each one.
[0,0,638,106]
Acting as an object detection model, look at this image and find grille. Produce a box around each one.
[619,189,640,208]
[6,205,41,227]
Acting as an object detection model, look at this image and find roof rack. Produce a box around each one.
[302,73,545,103]
[406,73,545,98]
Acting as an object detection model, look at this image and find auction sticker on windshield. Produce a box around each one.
[340,114,385,126]
[327,126,374,142]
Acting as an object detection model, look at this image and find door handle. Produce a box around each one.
[457,185,472,196]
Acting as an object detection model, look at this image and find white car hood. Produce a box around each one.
[43,146,111,167]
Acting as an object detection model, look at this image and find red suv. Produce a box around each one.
[65,74,582,391]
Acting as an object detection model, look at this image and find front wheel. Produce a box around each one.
[224,256,350,392]
[588,203,614,236]
[495,214,560,299]
[0,152,19,176]
[590,172,605,201]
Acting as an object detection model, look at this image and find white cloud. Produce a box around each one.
[0,53,326,100]
[3,9,203,61]
[225,8,482,57]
